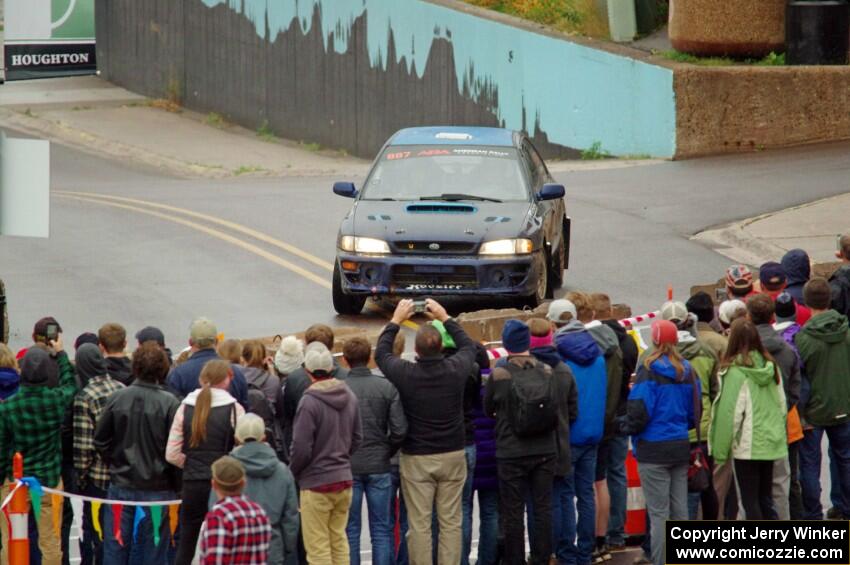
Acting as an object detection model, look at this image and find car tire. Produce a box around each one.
[332,263,367,315]
[548,235,565,291]
[522,252,549,308]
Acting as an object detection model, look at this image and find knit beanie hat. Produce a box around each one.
[502,320,531,354]
[274,336,305,375]
[775,292,797,324]
[19,347,58,386]
[430,320,457,350]
[686,291,715,324]
[651,320,679,346]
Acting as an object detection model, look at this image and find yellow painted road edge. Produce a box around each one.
[57,191,334,271]
[57,193,420,330]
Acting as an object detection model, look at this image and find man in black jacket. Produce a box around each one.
[485,320,560,565]
[375,298,476,565]
[94,342,180,563]
[342,337,407,564]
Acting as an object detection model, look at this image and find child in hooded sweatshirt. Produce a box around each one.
[618,320,697,565]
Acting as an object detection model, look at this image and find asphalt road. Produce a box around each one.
[3,137,850,350]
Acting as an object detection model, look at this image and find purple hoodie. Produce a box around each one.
[289,378,362,490]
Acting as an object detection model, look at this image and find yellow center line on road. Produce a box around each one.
[57,190,334,272]
[57,193,421,330]
[57,194,333,289]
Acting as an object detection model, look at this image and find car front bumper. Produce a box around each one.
[336,251,543,297]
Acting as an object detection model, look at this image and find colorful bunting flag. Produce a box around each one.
[150,505,163,547]
[111,504,124,546]
[169,504,179,546]
[92,502,103,540]
[21,477,43,518]
[52,493,62,537]
[133,506,145,543]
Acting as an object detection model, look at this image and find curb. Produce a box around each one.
[0,107,367,179]
[0,107,230,179]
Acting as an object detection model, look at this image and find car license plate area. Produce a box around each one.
[391,264,478,289]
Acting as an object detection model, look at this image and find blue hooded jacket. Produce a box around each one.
[0,367,19,400]
[781,249,811,306]
[619,355,698,464]
[555,322,606,446]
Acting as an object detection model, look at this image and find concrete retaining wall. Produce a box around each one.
[674,65,850,158]
[95,0,677,159]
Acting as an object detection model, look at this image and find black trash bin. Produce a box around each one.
[786,0,850,65]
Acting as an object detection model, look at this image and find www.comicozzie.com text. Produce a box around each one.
[670,525,847,544]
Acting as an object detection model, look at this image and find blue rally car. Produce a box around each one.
[331,126,571,315]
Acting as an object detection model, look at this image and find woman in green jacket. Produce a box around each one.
[710,319,787,520]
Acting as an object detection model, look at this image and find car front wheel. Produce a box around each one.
[522,252,550,308]
[332,263,367,315]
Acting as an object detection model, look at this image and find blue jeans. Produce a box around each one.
[390,466,409,565]
[461,445,476,565]
[564,444,598,565]
[80,484,107,565]
[102,485,176,564]
[476,489,500,565]
[829,447,850,515]
[800,422,850,520]
[347,473,394,565]
[552,475,571,562]
[605,435,628,546]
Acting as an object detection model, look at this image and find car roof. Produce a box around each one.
[389,126,517,147]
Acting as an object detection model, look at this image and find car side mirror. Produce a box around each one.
[536,183,565,201]
[333,181,358,198]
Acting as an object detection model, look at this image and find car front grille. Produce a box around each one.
[391,241,476,254]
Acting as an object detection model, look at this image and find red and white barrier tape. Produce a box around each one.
[617,311,660,328]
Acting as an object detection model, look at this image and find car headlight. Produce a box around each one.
[339,236,390,254]
[479,238,533,255]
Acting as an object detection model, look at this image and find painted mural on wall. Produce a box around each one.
[96,0,676,158]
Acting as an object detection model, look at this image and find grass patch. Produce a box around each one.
[301,141,321,152]
[256,120,277,142]
[147,98,183,113]
[463,0,609,38]
[205,112,226,128]
[71,105,92,111]
[621,153,652,160]
[233,165,266,176]
[23,108,35,118]
[580,141,610,160]
[658,49,786,67]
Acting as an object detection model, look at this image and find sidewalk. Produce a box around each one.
[0,75,371,178]
[693,193,850,266]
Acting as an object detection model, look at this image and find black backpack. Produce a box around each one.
[505,360,558,438]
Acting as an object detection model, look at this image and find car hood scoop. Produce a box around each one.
[405,203,477,214]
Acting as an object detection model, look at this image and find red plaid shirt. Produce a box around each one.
[199,495,271,564]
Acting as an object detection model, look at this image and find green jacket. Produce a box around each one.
[639,333,718,442]
[795,310,850,427]
[709,352,787,465]
[0,351,78,486]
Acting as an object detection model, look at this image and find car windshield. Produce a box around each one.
[360,145,529,202]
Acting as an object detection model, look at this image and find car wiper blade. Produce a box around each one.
[420,193,502,203]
